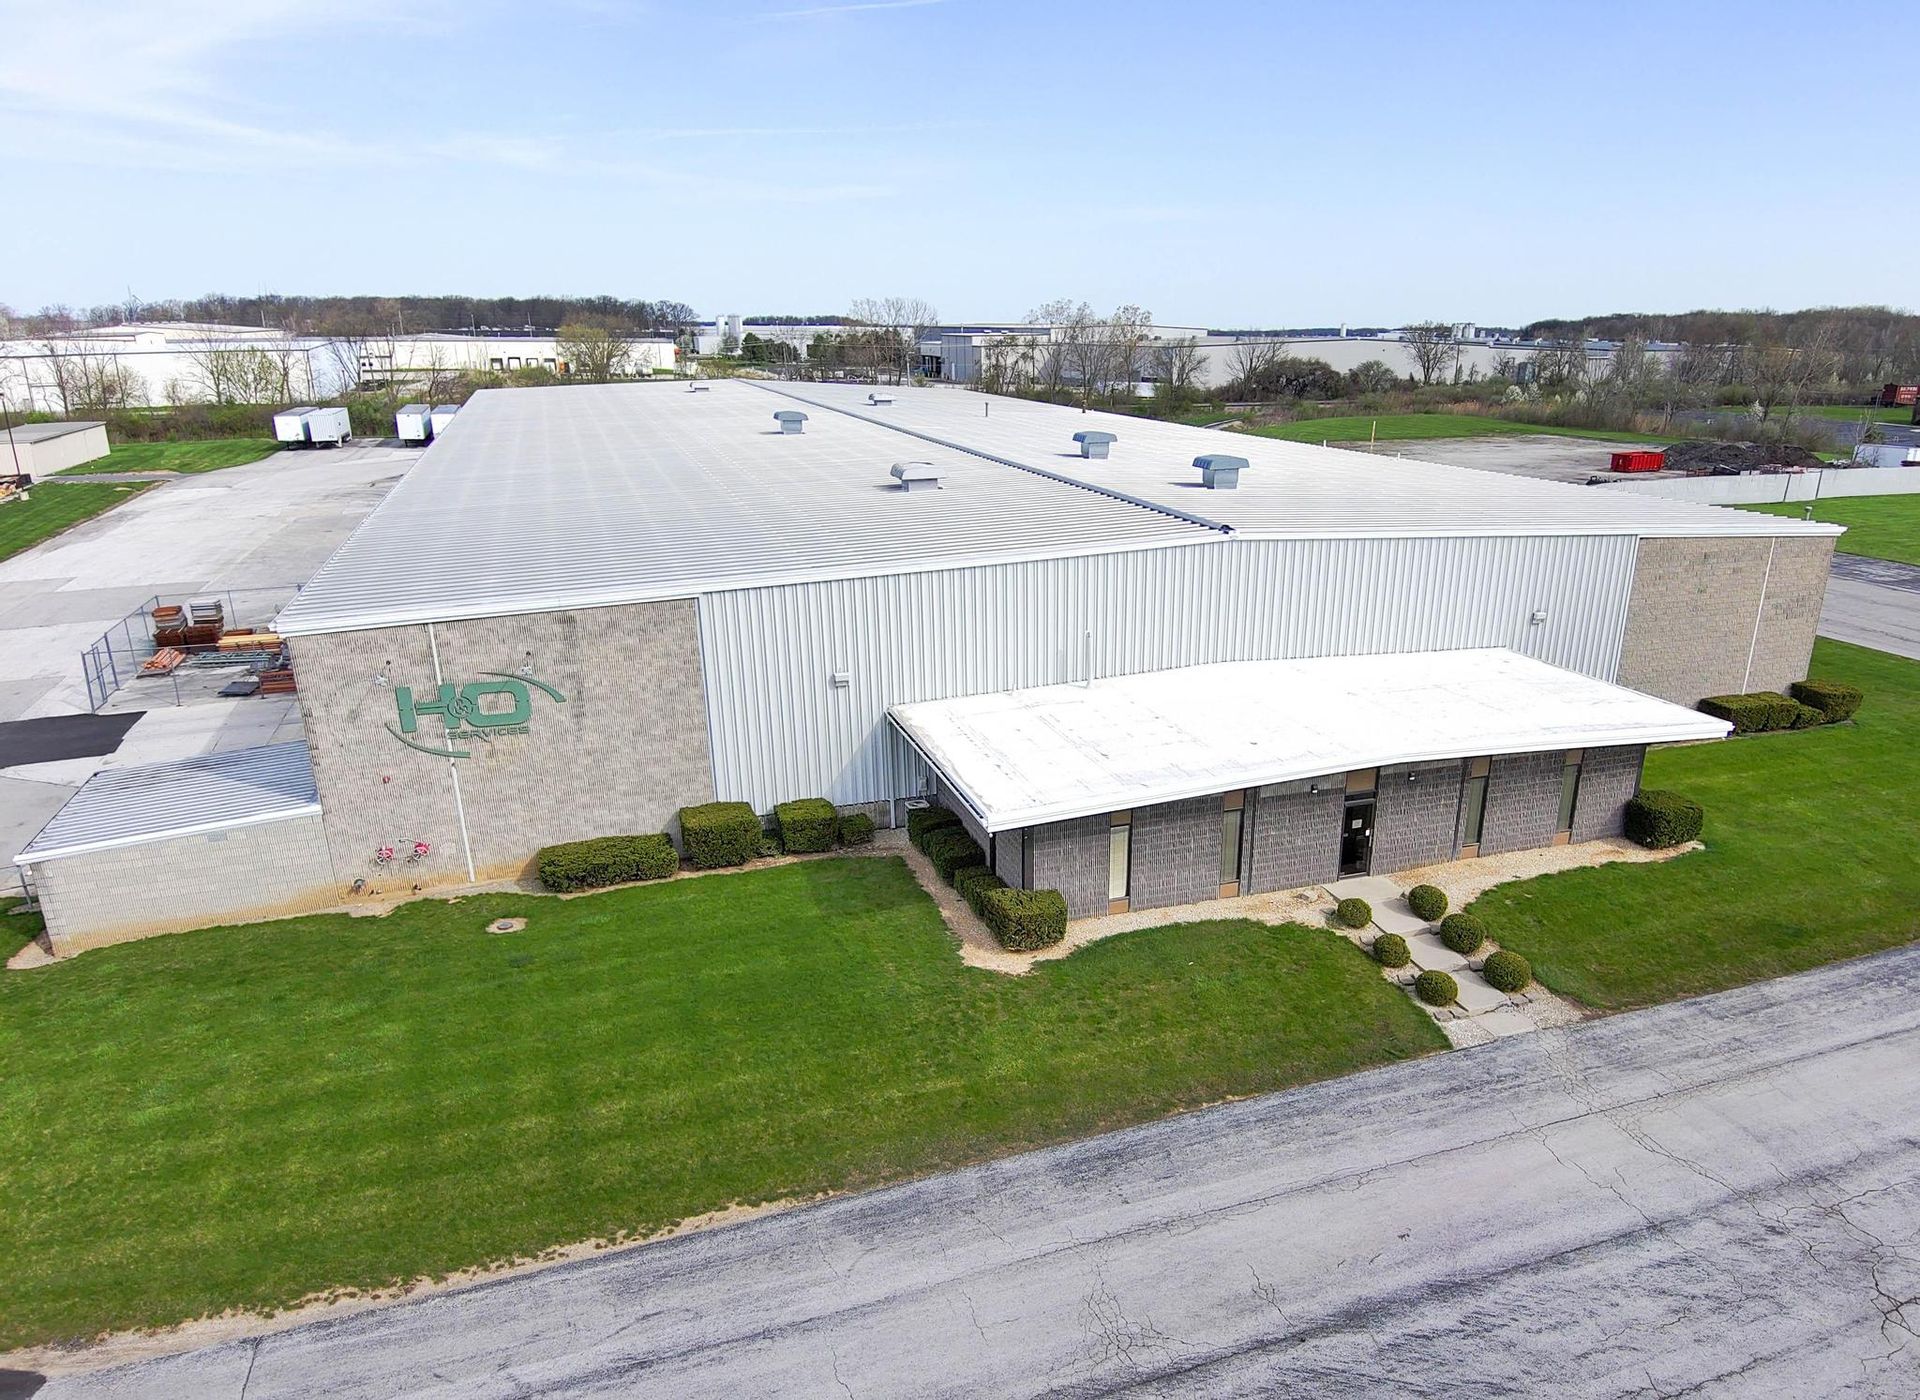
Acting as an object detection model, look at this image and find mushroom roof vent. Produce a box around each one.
[1072,430,1118,459]
[889,461,944,492]
[868,392,895,405]
[773,410,808,433]
[1193,453,1248,489]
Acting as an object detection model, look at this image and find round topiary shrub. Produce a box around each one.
[1372,932,1410,968]
[1414,970,1458,1006]
[1438,913,1486,955]
[1482,950,1533,993]
[1406,884,1448,922]
[1334,897,1372,929]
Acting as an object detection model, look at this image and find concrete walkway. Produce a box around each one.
[30,942,1920,1397]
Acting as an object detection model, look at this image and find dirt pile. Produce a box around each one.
[1663,440,1825,474]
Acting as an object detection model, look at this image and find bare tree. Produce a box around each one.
[1097,305,1155,407]
[1149,337,1205,402]
[556,323,634,382]
[1399,322,1460,386]
[849,296,939,384]
[35,341,145,412]
[1224,338,1284,400]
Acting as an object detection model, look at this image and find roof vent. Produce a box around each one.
[1072,430,1118,459]
[1193,453,1247,489]
[890,461,943,492]
[868,392,895,406]
[688,384,710,393]
[774,409,808,434]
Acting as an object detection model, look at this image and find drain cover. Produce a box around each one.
[487,917,528,934]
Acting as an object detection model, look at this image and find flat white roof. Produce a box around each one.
[275,381,1211,635]
[1,421,105,445]
[15,742,320,865]
[774,382,1844,543]
[890,648,1731,832]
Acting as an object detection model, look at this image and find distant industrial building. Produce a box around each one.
[0,322,346,413]
[357,332,677,384]
[16,380,1837,955]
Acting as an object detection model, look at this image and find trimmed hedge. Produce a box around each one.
[1372,932,1411,968]
[1698,690,1801,734]
[536,833,677,891]
[1438,913,1486,955]
[954,863,1006,916]
[1483,949,1533,994]
[775,798,838,854]
[1414,970,1458,1006]
[1790,678,1863,724]
[1624,790,1705,849]
[980,887,1068,951]
[1406,884,1448,922]
[925,827,985,884]
[1788,701,1825,730]
[1334,897,1373,929]
[907,806,962,850]
[838,811,876,846]
[678,802,763,869]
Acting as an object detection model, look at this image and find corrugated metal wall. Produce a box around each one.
[697,534,1638,811]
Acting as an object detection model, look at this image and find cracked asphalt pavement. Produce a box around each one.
[31,945,1920,1398]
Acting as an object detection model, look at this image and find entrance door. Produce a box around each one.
[1339,798,1375,877]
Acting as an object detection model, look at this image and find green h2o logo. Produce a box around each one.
[386,672,566,759]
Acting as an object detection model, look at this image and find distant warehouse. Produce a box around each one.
[17,380,1839,951]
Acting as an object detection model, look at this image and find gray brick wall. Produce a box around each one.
[993,826,1024,887]
[1246,776,1344,893]
[288,600,715,895]
[1372,759,1466,874]
[1618,536,1832,703]
[1480,751,1567,855]
[1129,796,1224,912]
[1029,813,1110,919]
[30,813,337,957]
[1571,745,1644,842]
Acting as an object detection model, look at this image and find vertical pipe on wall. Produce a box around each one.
[1740,539,1777,694]
[427,621,479,883]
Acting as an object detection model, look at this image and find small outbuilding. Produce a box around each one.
[0,420,110,475]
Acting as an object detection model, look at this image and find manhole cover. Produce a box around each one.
[487,917,527,934]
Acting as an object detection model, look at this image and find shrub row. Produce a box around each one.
[925,827,985,882]
[954,863,1005,916]
[1372,932,1410,968]
[536,833,678,891]
[775,798,838,854]
[1334,897,1372,929]
[838,811,875,846]
[1483,949,1533,994]
[1406,884,1448,922]
[1439,913,1486,955]
[1414,970,1458,1006]
[1790,678,1863,724]
[1624,790,1705,849]
[1698,690,1821,734]
[907,805,962,847]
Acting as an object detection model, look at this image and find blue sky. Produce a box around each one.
[1,0,1911,326]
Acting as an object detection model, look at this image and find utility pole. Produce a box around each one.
[1,391,23,477]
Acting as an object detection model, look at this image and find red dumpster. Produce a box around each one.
[1609,450,1665,473]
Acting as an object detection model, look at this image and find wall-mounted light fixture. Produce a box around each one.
[372,662,392,689]
[516,650,537,680]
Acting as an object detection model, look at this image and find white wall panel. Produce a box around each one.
[697,534,1637,812]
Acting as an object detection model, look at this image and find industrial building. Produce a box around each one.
[16,380,1838,952]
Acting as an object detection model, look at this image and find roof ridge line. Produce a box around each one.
[749,381,1234,536]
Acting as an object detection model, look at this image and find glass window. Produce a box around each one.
[1108,815,1131,902]
[1346,768,1378,796]
[1558,752,1583,834]
[1221,805,1244,886]
[1462,773,1489,847]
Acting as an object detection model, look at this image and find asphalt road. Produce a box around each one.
[30,944,1920,1399]
[1820,554,1920,660]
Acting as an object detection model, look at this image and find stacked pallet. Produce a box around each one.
[181,598,224,648]
[257,668,297,695]
[150,603,187,650]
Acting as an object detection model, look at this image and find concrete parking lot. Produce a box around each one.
[0,442,414,865]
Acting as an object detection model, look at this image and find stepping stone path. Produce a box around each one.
[1324,875,1531,1035]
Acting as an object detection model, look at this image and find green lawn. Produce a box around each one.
[1737,495,1920,566]
[1234,413,1674,446]
[1471,640,1919,1011]
[61,438,282,475]
[1782,405,1909,424]
[0,482,151,563]
[0,859,1440,1348]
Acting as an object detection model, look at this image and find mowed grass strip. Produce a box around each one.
[0,859,1440,1348]
[1738,495,1920,566]
[1471,640,1920,1011]
[0,482,151,563]
[1234,413,1673,445]
[63,438,283,475]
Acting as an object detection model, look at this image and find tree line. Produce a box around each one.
[2,293,700,338]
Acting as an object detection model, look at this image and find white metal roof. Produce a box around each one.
[889,648,1731,832]
[275,381,1213,635]
[15,742,320,865]
[772,382,1845,543]
[1,421,105,444]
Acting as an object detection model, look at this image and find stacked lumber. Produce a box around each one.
[140,648,186,676]
[257,668,297,695]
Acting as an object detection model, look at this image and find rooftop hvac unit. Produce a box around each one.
[1193,453,1247,489]
[774,410,807,434]
[868,392,895,406]
[1072,430,1117,459]
[890,461,943,492]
